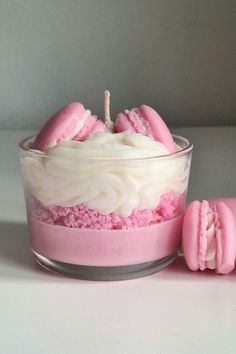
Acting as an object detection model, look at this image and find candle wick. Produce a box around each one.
[104,90,113,130]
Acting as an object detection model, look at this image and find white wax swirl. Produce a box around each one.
[20,132,190,216]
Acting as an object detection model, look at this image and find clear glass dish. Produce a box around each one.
[19,134,193,280]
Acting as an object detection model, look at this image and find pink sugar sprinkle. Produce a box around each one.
[32,192,184,230]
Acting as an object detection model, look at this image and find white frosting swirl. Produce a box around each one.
[20,132,190,217]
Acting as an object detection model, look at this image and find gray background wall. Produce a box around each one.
[0,0,235,129]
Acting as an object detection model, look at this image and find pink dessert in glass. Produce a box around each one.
[19,93,193,280]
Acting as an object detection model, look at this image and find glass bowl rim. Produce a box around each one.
[19,134,193,161]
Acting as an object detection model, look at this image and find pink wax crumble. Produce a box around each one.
[32,193,184,230]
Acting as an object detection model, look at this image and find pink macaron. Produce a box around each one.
[209,197,236,220]
[182,200,236,274]
[115,105,176,153]
[33,102,106,151]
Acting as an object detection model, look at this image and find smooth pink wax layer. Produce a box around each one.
[29,215,183,266]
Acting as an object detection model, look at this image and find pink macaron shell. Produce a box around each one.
[115,112,137,134]
[214,202,236,274]
[33,102,86,151]
[182,200,201,271]
[209,197,236,223]
[115,105,177,153]
[92,119,106,133]
[138,105,177,153]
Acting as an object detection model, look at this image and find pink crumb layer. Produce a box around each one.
[33,193,184,230]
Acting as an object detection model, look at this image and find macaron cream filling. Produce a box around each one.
[199,201,221,271]
[66,109,92,142]
[124,108,153,138]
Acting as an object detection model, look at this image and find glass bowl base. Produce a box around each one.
[33,250,178,281]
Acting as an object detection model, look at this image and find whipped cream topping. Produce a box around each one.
[20,132,190,217]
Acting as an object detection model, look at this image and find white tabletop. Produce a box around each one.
[1,128,236,354]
